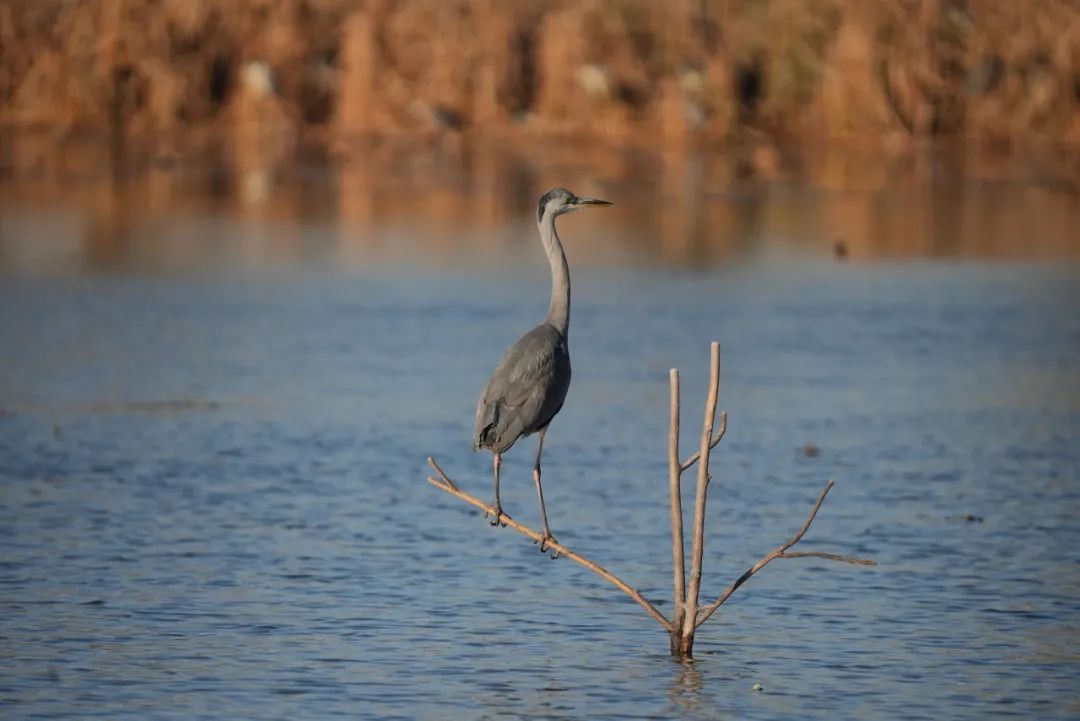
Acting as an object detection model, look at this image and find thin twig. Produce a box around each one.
[682,342,720,643]
[679,411,728,472]
[425,457,675,632]
[781,551,876,565]
[695,480,877,628]
[668,369,686,631]
[427,456,459,491]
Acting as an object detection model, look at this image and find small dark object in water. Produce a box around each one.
[833,239,848,260]
[803,443,820,457]
[948,513,984,523]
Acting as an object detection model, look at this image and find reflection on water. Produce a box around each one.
[1,134,1078,275]
[669,658,705,715]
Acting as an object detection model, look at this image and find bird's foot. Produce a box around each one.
[485,503,507,527]
[536,532,560,559]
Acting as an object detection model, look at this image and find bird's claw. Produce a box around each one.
[536,533,560,559]
[485,505,507,527]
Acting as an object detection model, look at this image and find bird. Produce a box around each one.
[473,187,611,552]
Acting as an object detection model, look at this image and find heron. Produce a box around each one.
[473,187,612,552]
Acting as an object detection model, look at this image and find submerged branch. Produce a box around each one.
[426,457,675,632]
[695,480,877,628]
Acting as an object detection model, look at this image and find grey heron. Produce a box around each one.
[472,187,611,552]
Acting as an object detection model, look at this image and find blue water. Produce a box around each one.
[1,255,1078,719]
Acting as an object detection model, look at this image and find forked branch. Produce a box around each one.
[694,480,877,628]
[679,411,728,472]
[426,457,675,632]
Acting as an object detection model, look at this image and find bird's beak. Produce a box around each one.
[573,197,612,208]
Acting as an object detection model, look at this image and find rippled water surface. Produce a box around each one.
[1,148,1079,719]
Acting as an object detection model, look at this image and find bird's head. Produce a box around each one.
[537,187,612,223]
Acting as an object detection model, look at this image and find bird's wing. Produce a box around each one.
[474,325,568,451]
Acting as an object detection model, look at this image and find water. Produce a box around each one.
[1,144,1079,719]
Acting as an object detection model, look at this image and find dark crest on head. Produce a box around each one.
[537,188,574,222]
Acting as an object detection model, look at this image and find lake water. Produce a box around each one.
[1,141,1079,719]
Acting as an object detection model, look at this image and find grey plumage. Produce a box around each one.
[473,323,570,454]
[472,187,611,549]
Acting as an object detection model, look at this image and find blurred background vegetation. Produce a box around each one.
[1,0,1078,270]
[2,0,1078,153]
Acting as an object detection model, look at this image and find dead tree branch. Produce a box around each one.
[424,342,876,657]
[695,480,877,628]
[426,457,675,632]
[781,551,876,563]
[428,456,459,491]
[680,341,721,653]
[679,411,727,472]
[668,369,687,634]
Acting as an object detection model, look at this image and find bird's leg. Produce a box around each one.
[532,429,558,557]
[488,452,506,527]
[534,467,558,558]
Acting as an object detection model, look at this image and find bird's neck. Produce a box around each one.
[538,210,570,336]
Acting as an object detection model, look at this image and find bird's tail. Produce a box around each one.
[473,425,495,452]
[473,401,499,452]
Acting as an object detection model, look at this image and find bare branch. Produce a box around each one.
[668,369,686,631]
[426,461,675,632]
[427,342,876,658]
[781,551,877,565]
[679,412,728,472]
[786,479,835,547]
[682,342,720,644]
[695,480,876,628]
[427,456,459,491]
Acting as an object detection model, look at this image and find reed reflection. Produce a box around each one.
[1,136,1078,275]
